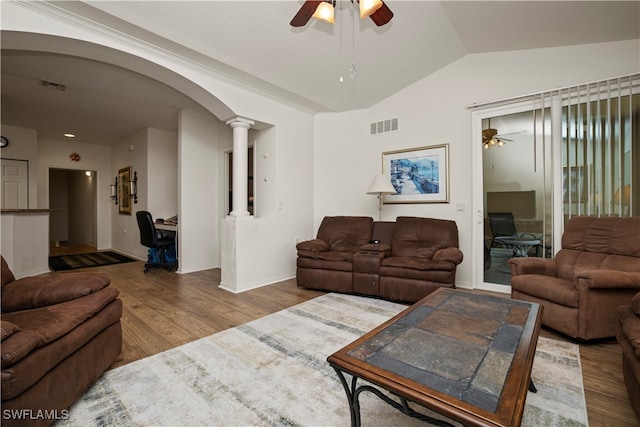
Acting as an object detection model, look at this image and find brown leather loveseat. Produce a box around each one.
[510,216,640,340]
[617,291,640,422]
[296,216,463,302]
[1,256,122,427]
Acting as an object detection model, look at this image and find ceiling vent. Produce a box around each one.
[39,79,67,91]
[370,118,398,136]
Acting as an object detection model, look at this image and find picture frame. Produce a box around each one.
[118,166,132,215]
[382,144,449,204]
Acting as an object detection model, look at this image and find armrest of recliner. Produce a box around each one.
[359,243,391,256]
[509,257,557,276]
[433,247,463,265]
[296,239,329,253]
[576,270,640,290]
[1,272,111,313]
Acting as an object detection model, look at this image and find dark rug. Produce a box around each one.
[49,251,136,271]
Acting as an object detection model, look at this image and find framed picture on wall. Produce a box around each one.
[382,144,449,204]
[118,166,132,215]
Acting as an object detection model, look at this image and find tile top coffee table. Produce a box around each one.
[327,288,542,427]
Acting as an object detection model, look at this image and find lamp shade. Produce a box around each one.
[359,0,383,18]
[313,2,335,24]
[367,174,396,195]
[614,184,631,205]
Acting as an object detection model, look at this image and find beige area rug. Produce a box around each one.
[57,293,588,426]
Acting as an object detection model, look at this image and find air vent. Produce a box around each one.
[370,118,398,136]
[39,79,67,91]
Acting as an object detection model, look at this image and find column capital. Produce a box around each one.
[225,117,254,129]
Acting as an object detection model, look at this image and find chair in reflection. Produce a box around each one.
[488,212,541,257]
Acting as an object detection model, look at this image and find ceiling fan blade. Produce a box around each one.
[369,2,393,26]
[290,1,323,27]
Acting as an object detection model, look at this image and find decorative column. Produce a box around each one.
[226,117,254,217]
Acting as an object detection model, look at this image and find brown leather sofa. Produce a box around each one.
[510,216,640,340]
[617,291,640,422]
[1,257,122,427]
[296,216,463,302]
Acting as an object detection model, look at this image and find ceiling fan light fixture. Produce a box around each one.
[313,1,335,24]
[359,0,383,18]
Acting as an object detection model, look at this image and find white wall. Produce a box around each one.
[179,109,227,273]
[314,40,640,289]
[147,128,178,220]
[111,129,148,259]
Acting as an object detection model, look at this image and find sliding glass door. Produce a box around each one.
[473,74,639,292]
[476,106,553,292]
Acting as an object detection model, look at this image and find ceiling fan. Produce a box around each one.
[290,0,393,27]
[482,128,512,149]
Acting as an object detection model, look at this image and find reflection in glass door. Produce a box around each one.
[482,110,553,288]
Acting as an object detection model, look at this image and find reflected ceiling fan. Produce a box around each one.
[290,0,393,27]
[482,119,517,149]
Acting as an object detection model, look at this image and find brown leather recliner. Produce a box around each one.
[617,291,640,422]
[510,216,640,340]
[1,256,122,427]
[296,216,374,293]
[377,216,463,302]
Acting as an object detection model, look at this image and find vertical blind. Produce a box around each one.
[560,74,639,219]
[523,74,640,223]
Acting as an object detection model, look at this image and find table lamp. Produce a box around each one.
[367,174,396,220]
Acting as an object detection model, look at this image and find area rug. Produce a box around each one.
[49,251,136,272]
[57,293,588,427]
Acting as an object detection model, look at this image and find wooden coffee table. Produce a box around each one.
[327,288,542,427]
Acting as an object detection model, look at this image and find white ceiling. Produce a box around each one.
[1,1,638,146]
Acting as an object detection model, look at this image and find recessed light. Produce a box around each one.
[64,133,76,138]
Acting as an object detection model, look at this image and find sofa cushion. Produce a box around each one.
[0,320,19,341]
[2,272,111,313]
[316,216,373,252]
[390,217,459,258]
[1,287,119,368]
[381,256,456,271]
[562,216,640,257]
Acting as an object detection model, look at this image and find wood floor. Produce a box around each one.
[50,247,639,426]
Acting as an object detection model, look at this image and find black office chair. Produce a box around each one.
[136,211,177,273]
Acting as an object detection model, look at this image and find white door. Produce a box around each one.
[1,159,28,209]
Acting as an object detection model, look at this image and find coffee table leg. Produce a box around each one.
[332,366,455,427]
[332,366,362,427]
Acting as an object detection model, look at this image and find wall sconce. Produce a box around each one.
[110,176,118,205]
[129,171,138,204]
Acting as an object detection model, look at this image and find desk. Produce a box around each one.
[494,236,540,257]
[328,288,542,427]
[155,223,178,263]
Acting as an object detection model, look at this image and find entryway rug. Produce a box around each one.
[57,293,588,427]
[49,251,136,272]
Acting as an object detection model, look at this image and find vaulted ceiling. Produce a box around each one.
[1,1,638,145]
